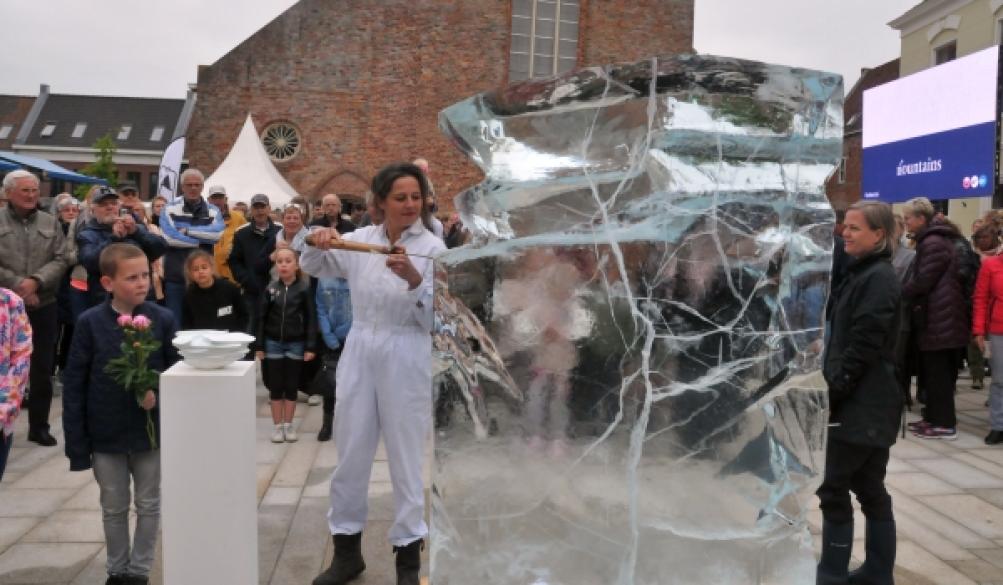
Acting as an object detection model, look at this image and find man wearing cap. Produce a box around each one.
[229,194,281,335]
[159,168,225,324]
[310,194,356,234]
[76,186,167,308]
[206,185,247,284]
[117,180,142,212]
[0,170,70,446]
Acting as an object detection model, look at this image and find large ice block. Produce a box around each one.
[431,54,842,585]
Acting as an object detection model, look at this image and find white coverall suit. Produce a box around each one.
[300,221,445,546]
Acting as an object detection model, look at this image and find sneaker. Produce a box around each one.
[271,425,285,443]
[308,394,322,406]
[913,425,957,440]
[907,420,930,432]
[283,423,298,443]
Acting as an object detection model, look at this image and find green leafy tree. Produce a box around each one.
[73,134,117,198]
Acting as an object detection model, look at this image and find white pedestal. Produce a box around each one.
[160,361,257,585]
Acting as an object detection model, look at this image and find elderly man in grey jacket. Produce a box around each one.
[0,170,70,446]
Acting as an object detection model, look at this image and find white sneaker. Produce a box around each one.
[283,423,298,442]
[271,425,285,443]
[307,394,322,406]
[297,391,310,403]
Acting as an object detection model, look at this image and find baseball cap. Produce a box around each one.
[118,180,138,193]
[92,186,118,203]
[207,185,227,198]
[250,194,270,207]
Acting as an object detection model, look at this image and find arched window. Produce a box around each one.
[509,0,580,82]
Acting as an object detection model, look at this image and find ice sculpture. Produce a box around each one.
[431,54,842,585]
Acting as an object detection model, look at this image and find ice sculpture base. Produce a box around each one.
[160,361,257,585]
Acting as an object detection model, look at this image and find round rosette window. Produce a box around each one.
[261,122,302,162]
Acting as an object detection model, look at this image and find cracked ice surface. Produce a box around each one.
[431,54,842,585]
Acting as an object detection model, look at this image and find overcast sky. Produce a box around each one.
[1,0,918,99]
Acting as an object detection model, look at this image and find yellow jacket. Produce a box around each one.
[214,209,247,284]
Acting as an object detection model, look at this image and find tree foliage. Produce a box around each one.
[74,134,117,198]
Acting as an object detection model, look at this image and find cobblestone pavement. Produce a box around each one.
[1,371,1002,584]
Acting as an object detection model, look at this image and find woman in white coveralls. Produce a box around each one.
[303,162,445,585]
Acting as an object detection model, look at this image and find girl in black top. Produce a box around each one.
[181,250,248,332]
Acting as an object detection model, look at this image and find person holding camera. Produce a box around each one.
[76,187,167,308]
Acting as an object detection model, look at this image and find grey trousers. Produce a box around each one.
[92,450,161,577]
[990,336,1003,431]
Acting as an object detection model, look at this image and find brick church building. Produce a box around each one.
[186,0,694,208]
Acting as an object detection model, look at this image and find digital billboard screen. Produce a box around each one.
[862,46,999,203]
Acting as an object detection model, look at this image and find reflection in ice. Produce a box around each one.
[431,53,842,585]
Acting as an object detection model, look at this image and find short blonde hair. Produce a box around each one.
[903,197,935,222]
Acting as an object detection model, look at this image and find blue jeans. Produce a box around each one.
[0,433,12,482]
[164,281,186,327]
[264,339,305,360]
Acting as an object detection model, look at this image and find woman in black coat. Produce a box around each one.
[817,201,902,585]
[900,197,969,439]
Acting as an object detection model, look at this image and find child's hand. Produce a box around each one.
[140,390,156,411]
[255,351,265,361]
[304,351,316,362]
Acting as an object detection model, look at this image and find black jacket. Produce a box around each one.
[310,215,357,234]
[182,278,248,332]
[76,218,168,306]
[62,301,180,471]
[257,276,317,350]
[228,220,280,296]
[824,249,903,448]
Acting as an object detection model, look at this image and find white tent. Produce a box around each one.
[203,114,299,207]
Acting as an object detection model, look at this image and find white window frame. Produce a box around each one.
[117,124,132,141]
[838,157,847,184]
[71,122,87,139]
[150,126,165,142]
[40,122,56,138]
[0,125,12,140]
[510,0,580,81]
[932,40,957,66]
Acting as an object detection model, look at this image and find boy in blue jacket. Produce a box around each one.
[315,276,352,441]
[62,243,180,585]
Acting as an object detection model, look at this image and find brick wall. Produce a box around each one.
[187,0,694,207]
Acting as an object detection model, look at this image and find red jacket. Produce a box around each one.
[973,254,1003,336]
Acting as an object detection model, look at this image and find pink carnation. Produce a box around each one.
[132,315,152,330]
[117,315,133,328]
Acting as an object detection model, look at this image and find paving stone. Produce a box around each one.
[258,504,296,585]
[886,457,919,473]
[68,545,108,585]
[946,559,1003,583]
[885,472,963,496]
[0,518,40,555]
[908,457,1003,489]
[918,494,1003,540]
[22,510,104,543]
[887,487,995,549]
[892,440,946,460]
[972,546,1003,569]
[894,540,978,585]
[10,453,94,490]
[62,482,101,511]
[271,435,320,487]
[0,488,78,518]
[0,542,102,584]
[953,452,1003,481]
[268,496,330,585]
[262,486,303,507]
[894,508,977,562]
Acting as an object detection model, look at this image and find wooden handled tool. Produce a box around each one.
[304,233,435,259]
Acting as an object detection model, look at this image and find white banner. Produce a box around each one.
[157,136,186,203]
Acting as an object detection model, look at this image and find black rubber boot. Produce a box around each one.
[817,520,854,585]
[849,520,896,585]
[312,533,366,585]
[318,412,333,442]
[394,539,423,585]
